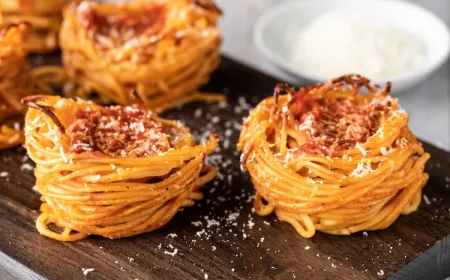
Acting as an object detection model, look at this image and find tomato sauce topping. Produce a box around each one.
[76,2,165,48]
[293,96,388,156]
[68,106,169,157]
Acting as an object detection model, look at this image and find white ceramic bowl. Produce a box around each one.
[253,0,450,92]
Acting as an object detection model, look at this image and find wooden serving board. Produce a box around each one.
[0,56,449,280]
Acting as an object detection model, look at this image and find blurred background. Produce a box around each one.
[216,0,450,151]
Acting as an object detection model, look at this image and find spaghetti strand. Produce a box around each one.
[0,23,53,149]
[60,0,222,112]
[24,95,219,241]
[238,74,430,238]
[0,0,69,53]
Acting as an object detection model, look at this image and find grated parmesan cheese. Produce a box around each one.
[59,146,69,163]
[20,163,34,171]
[82,268,94,276]
[226,212,239,222]
[164,248,178,257]
[196,229,206,237]
[423,195,431,205]
[355,142,367,156]
[211,116,220,123]
[292,10,425,78]
[206,219,220,228]
[350,160,373,177]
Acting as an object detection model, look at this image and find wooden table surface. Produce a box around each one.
[1,0,450,279]
[1,56,449,280]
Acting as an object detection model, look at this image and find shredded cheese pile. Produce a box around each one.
[292,11,425,78]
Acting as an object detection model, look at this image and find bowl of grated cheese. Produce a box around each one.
[253,0,450,92]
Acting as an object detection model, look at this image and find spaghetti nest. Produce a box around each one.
[0,23,53,149]
[0,0,68,53]
[238,75,430,238]
[60,0,223,113]
[23,95,219,241]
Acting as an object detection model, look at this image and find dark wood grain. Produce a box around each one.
[0,56,449,280]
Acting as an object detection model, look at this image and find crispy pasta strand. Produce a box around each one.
[0,0,69,53]
[238,74,430,238]
[59,0,223,113]
[24,95,219,241]
[0,23,54,149]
